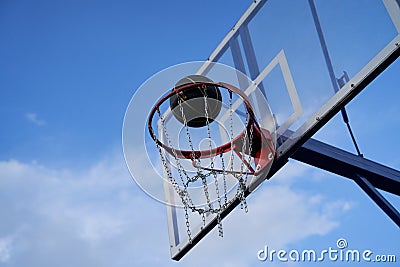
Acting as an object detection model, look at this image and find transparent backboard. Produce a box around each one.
[202,0,400,159]
[123,0,400,261]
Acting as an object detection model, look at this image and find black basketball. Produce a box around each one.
[169,75,222,128]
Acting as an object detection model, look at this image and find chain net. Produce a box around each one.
[153,85,257,242]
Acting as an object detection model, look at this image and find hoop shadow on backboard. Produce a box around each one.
[161,0,400,261]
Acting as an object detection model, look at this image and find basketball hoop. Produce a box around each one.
[147,79,275,240]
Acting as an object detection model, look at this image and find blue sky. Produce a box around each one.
[1,0,400,266]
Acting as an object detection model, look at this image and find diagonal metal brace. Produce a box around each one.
[354,174,400,227]
[291,137,400,227]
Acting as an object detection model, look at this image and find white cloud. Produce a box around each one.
[0,236,12,263]
[25,112,46,126]
[0,155,168,266]
[0,154,352,266]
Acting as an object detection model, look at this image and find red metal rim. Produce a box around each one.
[147,81,261,160]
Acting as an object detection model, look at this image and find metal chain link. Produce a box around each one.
[157,109,194,192]
[157,109,190,182]
[184,200,192,243]
[238,107,249,199]
[237,104,252,212]
[201,87,213,211]
[155,140,181,198]
[220,153,228,205]
[241,120,254,213]
[203,87,224,236]
[177,94,199,168]
[156,108,194,239]
[156,109,184,191]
